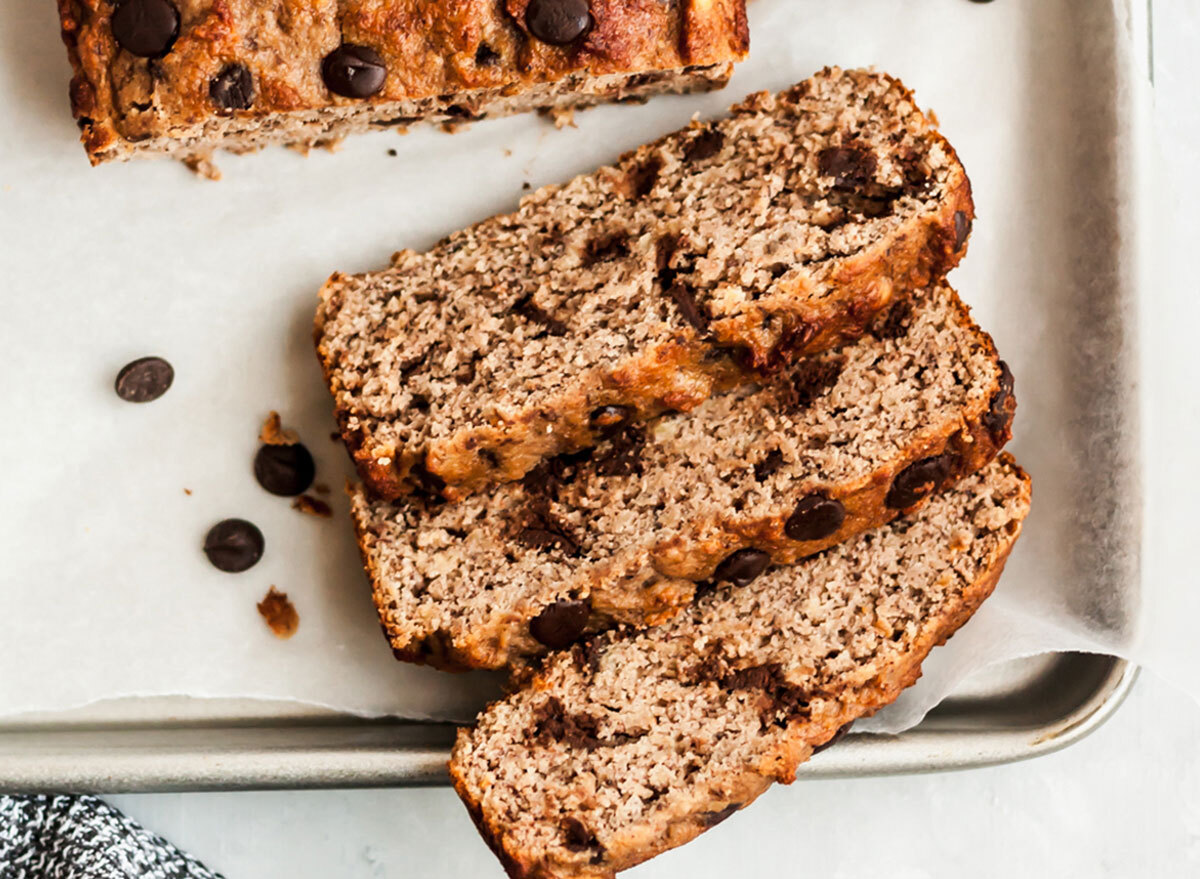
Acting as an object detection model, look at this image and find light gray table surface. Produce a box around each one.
[97,1,1200,876]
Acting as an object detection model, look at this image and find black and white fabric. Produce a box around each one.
[0,795,222,878]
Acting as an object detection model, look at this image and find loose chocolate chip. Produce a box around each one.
[474,43,500,66]
[785,494,846,542]
[683,127,725,163]
[954,210,972,250]
[203,518,264,573]
[209,63,254,111]
[811,721,854,755]
[254,443,316,497]
[525,0,591,45]
[886,455,954,509]
[530,598,590,649]
[589,405,632,437]
[712,548,771,588]
[114,356,174,403]
[112,0,180,58]
[818,146,878,191]
[700,803,742,828]
[983,360,1015,440]
[322,44,387,98]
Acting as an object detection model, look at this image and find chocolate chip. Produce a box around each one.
[983,360,1015,441]
[525,0,591,45]
[812,721,854,755]
[203,518,264,573]
[818,146,878,191]
[111,0,180,58]
[518,526,579,555]
[683,127,725,163]
[533,696,605,750]
[954,210,972,249]
[114,356,174,403]
[410,460,447,501]
[712,549,771,588]
[873,299,914,341]
[886,455,954,509]
[254,443,315,496]
[511,293,568,336]
[700,804,742,828]
[474,43,500,66]
[785,494,846,542]
[322,44,387,98]
[209,63,254,111]
[593,426,646,478]
[754,449,785,482]
[530,598,590,649]
[667,283,709,332]
[561,817,601,853]
[589,405,632,437]
[777,357,844,412]
[626,156,662,199]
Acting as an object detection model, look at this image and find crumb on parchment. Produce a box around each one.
[260,411,300,446]
[292,494,333,518]
[257,587,299,639]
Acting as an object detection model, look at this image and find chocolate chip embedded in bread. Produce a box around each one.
[699,803,742,828]
[322,44,387,98]
[593,426,646,477]
[753,449,785,482]
[561,817,603,855]
[683,127,725,163]
[474,43,500,66]
[111,0,180,58]
[114,356,174,403]
[954,210,972,250]
[511,293,568,336]
[588,405,633,437]
[886,454,954,509]
[712,548,771,587]
[203,518,264,573]
[667,282,709,333]
[525,0,592,45]
[777,356,844,412]
[818,146,878,191]
[785,494,846,542]
[530,598,591,648]
[982,360,1015,442]
[254,443,316,497]
[210,64,254,111]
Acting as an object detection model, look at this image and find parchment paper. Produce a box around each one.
[0,0,1184,733]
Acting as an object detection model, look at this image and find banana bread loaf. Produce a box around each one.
[353,285,1014,669]
[56,0,748,165]
[317,68,975,501]
[450,457,1032,879]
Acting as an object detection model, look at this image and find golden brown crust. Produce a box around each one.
[54,0,748,164]
[317,72,976,504]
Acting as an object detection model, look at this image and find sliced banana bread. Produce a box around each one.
[450,458,1032,879]
[58,0,747,165]
[352,284,1014,669]
[317,68,975,501]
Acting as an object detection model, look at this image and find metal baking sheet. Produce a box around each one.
[0,654,1136,792]
[0,0,1148,791]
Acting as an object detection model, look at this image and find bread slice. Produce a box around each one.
[57,0,747,165]
[317,68,975,501]
[450,458,1031,879]
[352,284,1014,669]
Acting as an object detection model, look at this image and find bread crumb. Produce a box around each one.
[542,106,576,129]
[387,149,398,157]
[330,430,342,443]
[183,488,192,496]
[313,482,331,496]
[257,587,299,639]
[293,494,333,518]
[441,120,471,134]
[183,153,221,181]
[260,411,300,446]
